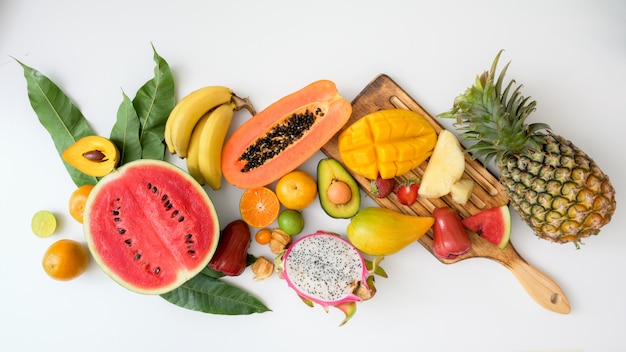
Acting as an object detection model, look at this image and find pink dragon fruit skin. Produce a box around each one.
[280,230,376,326]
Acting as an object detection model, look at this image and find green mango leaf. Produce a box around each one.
[110,91,142,165]
[200,266,225,279]
[16,59,98,187]
[132,44,175,160]
[160,271,271,315]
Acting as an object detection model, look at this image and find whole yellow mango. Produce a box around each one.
[347,207,434,256]
[337,109,437,180]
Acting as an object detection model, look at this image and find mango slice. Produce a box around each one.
[338,109,437,180]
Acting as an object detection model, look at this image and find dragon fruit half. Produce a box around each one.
[277,230,381,326]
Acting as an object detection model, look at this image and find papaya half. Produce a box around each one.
[221,80,352,189]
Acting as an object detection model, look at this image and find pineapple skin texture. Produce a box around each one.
[498,133,616,245]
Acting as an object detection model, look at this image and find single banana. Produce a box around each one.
[185,112,211,185]
[164,98,186,154]
[166,85,233,158]
[197,103,235,190]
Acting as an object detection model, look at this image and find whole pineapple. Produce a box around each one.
[439,51,616,247]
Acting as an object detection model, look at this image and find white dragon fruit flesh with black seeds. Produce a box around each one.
[279,230,377,326]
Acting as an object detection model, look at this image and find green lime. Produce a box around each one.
[31,210,57,238]
[278,209,304,236]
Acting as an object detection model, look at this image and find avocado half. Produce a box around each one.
[317,158,360,219]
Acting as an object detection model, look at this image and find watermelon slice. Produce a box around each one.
[461,205,511,249]
[83,159,220,295]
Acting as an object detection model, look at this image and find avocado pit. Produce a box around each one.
[327,180,352,205]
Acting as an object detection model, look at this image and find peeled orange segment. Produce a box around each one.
[239,187,281,228]
[338,109,437,180]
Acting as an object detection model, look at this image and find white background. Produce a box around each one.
[1,1,625,351]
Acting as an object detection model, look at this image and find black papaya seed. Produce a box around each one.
[238,111,316,172]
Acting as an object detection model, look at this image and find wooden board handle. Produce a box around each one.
[504,246,571,314]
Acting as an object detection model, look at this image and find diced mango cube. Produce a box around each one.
[375,143,397,162]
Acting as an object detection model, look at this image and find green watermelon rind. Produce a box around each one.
[461,205,511,249]
[83,159,220,295]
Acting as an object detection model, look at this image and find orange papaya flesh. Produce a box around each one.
[337,109,437,180]
[222,80,352,189]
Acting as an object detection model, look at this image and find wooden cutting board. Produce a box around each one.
[321,74,570,314]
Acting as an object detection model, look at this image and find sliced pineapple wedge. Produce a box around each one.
[418,130,465,199]
[450,178,475,205]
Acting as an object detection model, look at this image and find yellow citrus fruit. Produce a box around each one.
[31,210,57,238]
[239,187,280,228]
[42,239,90,281]
[275,170,317,210]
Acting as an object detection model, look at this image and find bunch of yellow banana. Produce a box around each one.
[164,86,253,190]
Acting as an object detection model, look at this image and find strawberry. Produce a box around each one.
[396,179,419,206]
[370,174,395,198]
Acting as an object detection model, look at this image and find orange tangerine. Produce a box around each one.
[239,187,280,228]
[42,239,90,281]
[69,184,95,223]
[275,170,317,210]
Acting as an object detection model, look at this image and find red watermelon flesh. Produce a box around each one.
[461,205,511,249]
[83,159,220,295]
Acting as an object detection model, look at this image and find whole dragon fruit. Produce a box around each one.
[277,230,381,326]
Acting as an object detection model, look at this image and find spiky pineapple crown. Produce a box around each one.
[438,50,551,166]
